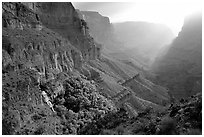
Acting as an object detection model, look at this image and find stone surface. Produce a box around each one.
[78,10,124,53]
[2,2,110,135]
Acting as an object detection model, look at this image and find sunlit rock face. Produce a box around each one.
[77,10,124,53]
[32,3,100,61]
[2,2,102,109]
[2,4,76,76]
[21,2,100,61]
[79,11,113,44]
[152,12,202,99]
[2,2,102,75]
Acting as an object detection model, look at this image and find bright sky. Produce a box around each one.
[73,0,202,36]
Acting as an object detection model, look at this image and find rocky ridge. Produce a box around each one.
[77,10,124,54]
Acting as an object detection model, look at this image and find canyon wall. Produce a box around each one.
[22,2,101,60]
[2,3,115,135]
[77,10,124,53]
[2,2,101,78]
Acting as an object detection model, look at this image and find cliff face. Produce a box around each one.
[152,12,202,99]
[2,2,102,74]
[2,2,115,135]
[78,12,175,67]
[22,2,100,61]
[77,10,124,53]
[4,2,201,135]
[2,2,83,76]
[80,11,112,44]
[79,11,112,41]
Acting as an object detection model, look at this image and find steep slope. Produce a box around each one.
[2,2,176,135]
[28,3,101,61]
[2,2,116,135]
[76,13,172,107]
[3,2,79,75]
[113,22,175,66]
[73,10,171,113]
[121,74,170,105]
[152,12,202,99]
[84,55,170,112]
[77,10,124,53]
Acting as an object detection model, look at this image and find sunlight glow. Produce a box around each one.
[109,1,201,36]
[73,0,202,36]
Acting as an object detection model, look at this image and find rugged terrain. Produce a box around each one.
[77,10,124,54]
[2,2,202,135]
[79,93,202,135]
[78,11,175,67]
[2,2,115,134]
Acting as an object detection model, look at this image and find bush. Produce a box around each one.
[2,119,14,135]
[187,129,201,135]
[115,126,125,135]
[100,129,116,135]
[34,126,45,135]
[157,117,177,135]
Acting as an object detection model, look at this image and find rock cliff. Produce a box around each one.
[2,2,103,75]
[3,2,82,76]
[22,2,101,61]
[3,2,200,135]
[77,10,124,53]
[78,11,175,67]
[2,2,115,135]
[152,12,202,99]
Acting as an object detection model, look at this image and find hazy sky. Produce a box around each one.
[73,0,201,36]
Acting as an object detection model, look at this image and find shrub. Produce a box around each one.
[187,129,201,135]
[158,116,177,135]
[115,126,125,135]
[100,129,116,135]
[34,126,45,135]
[31,114,42,121]
[2,119,14,135]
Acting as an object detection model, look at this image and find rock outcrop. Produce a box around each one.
[2,2,114,135]
[77,10,124,53]
[152,12,202,99]
[2,2,103,77]
[22,2,100,61]
[3,2,200,135]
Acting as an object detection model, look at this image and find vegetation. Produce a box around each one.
[79,93,202,135]
[2,68,116,135]
[2,2,202,135]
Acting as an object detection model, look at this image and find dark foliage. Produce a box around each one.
[2,68,116,135]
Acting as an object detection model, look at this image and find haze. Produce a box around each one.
[73,0,201,36]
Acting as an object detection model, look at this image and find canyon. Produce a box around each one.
[2,2,202,135]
